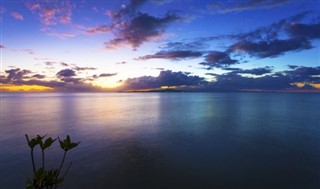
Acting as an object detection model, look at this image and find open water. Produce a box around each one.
[1,92,319,189]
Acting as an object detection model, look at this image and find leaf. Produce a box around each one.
[41,137,57,149]
[59,135,80,151]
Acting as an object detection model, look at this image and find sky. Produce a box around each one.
[0,0,320,92]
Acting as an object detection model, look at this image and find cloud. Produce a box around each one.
[286,22,320,39]
[229,38,312,58]
[204,66,320,91]
[11,12,24,20]
[56,69,76,78]
[138,50,203,60]
[115,61,128,65]
[0,45,5,48]
[161,40,211,51]
[86,25,112,34]
[106,12,181,49]
[60,62,69,67]
[73,66,97,71]
[4,68,32,83]
[98,73,117,77]
[284,66,320,78]
[287,65,299,69]
[26,0,74,25]
[228,67,273,75]
[199,51,238,69]
[0,67,108,92]
[226,13,319,59]
[102,0,181,49]
[31,74,46,79]
[121,70,206,90]
[209,0,290,13]
[44,61,56,66]
[92,73,117,79]
[47,32,76,39]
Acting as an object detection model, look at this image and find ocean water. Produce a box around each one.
[0,92,319,189]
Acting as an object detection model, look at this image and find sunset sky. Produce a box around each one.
[1,0,319,92]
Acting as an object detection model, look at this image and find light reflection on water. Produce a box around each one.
[1,92,320,189]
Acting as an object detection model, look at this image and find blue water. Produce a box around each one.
[1,92,319,189]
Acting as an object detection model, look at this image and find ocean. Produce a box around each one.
[1,92,319,189]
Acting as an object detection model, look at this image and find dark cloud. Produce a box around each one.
[60,62,69,67]
[161,41,211,51]
[103,0,181,49]
[56,69,76,78]
[99,73,117,77]
[44,61,56,66]
[229,38,312,58]
[0,68,105,92]
[205,73,219,76]
[0,45,5,48]
[129,0,148,11]
[209,0,290,13]
[285,66,320,77]
[73,66,97,71]
[60,77,82,84]
[160,12,319,68]
[287,65,299,69]
[229,67,273,75]
[122,70,206,90]
[209,74,294,91]
[204,66,320,91]
[226,13,319,59]
[200,51,238,69]
[32,74,46,79]
[286,23,320,39]
[106,12,181,49]
[4,68,32,83]
[138,50,202,60]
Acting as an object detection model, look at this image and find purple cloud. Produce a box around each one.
[200,51,238,69]
[106,12,181,49]
[4,68,31,82]
[286,22,320,39]
[122,70,206,90]
[138,51,203,60]
[32,74,46,79]
[209,0,290,13]
[56,69,76,78]
[228,67,273,75]
[229,38,311,58]
[99,73,117,77]
[73,66,97,71]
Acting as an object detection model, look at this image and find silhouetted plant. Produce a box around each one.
[25,134,80,189]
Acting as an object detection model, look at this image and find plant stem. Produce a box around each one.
[57,151,67,176]
[54,151,67,189]
[41,149,45,169]
[31,148,36,173]
[62,162,72,179]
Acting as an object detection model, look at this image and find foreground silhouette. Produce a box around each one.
[25,134,80,189]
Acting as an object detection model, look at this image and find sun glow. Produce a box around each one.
[94,80,122,89]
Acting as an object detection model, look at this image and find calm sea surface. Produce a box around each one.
[1,92,319,189]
